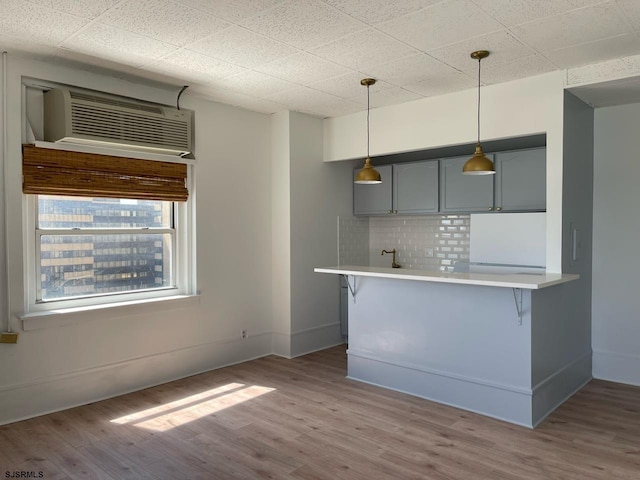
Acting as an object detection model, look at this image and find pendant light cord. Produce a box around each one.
[477,56,481,145]
[366,84,370,158]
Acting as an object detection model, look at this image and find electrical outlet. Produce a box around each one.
[425,247,435,258]
[241,329,248,340]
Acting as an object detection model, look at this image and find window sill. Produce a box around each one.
[20,294,200,331]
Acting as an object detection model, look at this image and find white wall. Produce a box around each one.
[324,72,567,272]
[289,112,351,356]
[271,111,292,357]
[271,111,352,357]
[0,55,274,424]
[592,102,640,386]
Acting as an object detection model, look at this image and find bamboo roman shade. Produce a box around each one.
[22,145,188,202]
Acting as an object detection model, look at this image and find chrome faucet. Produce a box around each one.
[381,249,401,268]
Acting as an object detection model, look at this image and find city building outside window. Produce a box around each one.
[36,195,175,302]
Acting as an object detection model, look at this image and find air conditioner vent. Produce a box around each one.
[44,88,194,156]
[70,104,190,150]
[69,91,164,114]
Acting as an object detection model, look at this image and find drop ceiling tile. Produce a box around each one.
[62,23,177,67]
[27,0,120,19]
[302,98,364,118]
[187,26,297,68]
[254,52,353,84]
[567,53,640,85]
[404,71,476,97]
[271,89,365,117]
[364,54,460,87]
[510,2,631,51]
[309,72,394,98]
[175,0,284,23]
[546,34,640,68]
[265,86,343,110]
[471,0,604,28]
[323,0,443,25]
[239,0,367,50]
[350,87,424,108]
[310,28,418,71]
[0,0,88,45]
[215,71,299,96]
[191,86,288,114]
[99,0,229,47]
[377,0,504,52]
[617,0,640,32]
[429,31,535,73]
[0,33,61,59]
[145,49,248,84]
[480,54,558,84]
[55,48,147,76]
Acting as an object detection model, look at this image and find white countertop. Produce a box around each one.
[314,265,579,289]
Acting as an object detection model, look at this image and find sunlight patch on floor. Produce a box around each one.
[110,383,275,431]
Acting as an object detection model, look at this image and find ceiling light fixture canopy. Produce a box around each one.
[354,78,382,184]
[463,50,495,175]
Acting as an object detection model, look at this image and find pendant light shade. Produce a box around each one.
[463,50,495,175]
[355,78,382,184]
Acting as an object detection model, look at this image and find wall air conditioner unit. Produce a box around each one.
[43,87,194,156]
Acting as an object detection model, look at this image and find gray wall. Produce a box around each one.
[592,102,640,385]
[289,112,353,356]
[530,91,594,422]
[271,111,353,357]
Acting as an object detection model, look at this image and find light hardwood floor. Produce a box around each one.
[1,346,639,479]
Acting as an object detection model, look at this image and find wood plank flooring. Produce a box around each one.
[1,346,639,479]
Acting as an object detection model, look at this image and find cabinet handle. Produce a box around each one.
[393,210,398,214]
[388,210,393,214]
[488,207,493,211]
[496,207,502,211]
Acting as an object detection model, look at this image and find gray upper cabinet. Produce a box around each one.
[393,160,439,214]
[354,148,546,215]
[353,164,392,215]
[495,148,546,212]
[440,155,495,212]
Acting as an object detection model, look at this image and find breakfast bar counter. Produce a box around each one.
[314,265,578,289]
[315,265,589,428]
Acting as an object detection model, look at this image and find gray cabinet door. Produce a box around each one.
[393,160,439,214]
[440,155,494,212]
[353,164,393,215]
[495,148,546,211]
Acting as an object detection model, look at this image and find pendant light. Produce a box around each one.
[354,78,382,184]
[462,50,495,175]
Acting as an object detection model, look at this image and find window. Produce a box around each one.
[36,195,175,302]
[23,145,194,313]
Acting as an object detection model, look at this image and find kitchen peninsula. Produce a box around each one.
[315,265,586,428]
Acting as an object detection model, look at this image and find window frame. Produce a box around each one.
[24,171,195,314]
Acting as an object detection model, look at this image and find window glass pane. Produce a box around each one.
[40,233,173,301]
[38,195,172,229]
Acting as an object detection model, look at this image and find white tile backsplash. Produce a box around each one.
[338,214,470,272]
[338,216,369,266]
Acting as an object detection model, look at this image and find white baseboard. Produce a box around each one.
[0,333,272,426]
[593,350,640,386]
[272,322,343,359]
[271,331,291,358]
[290,322,343,358]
